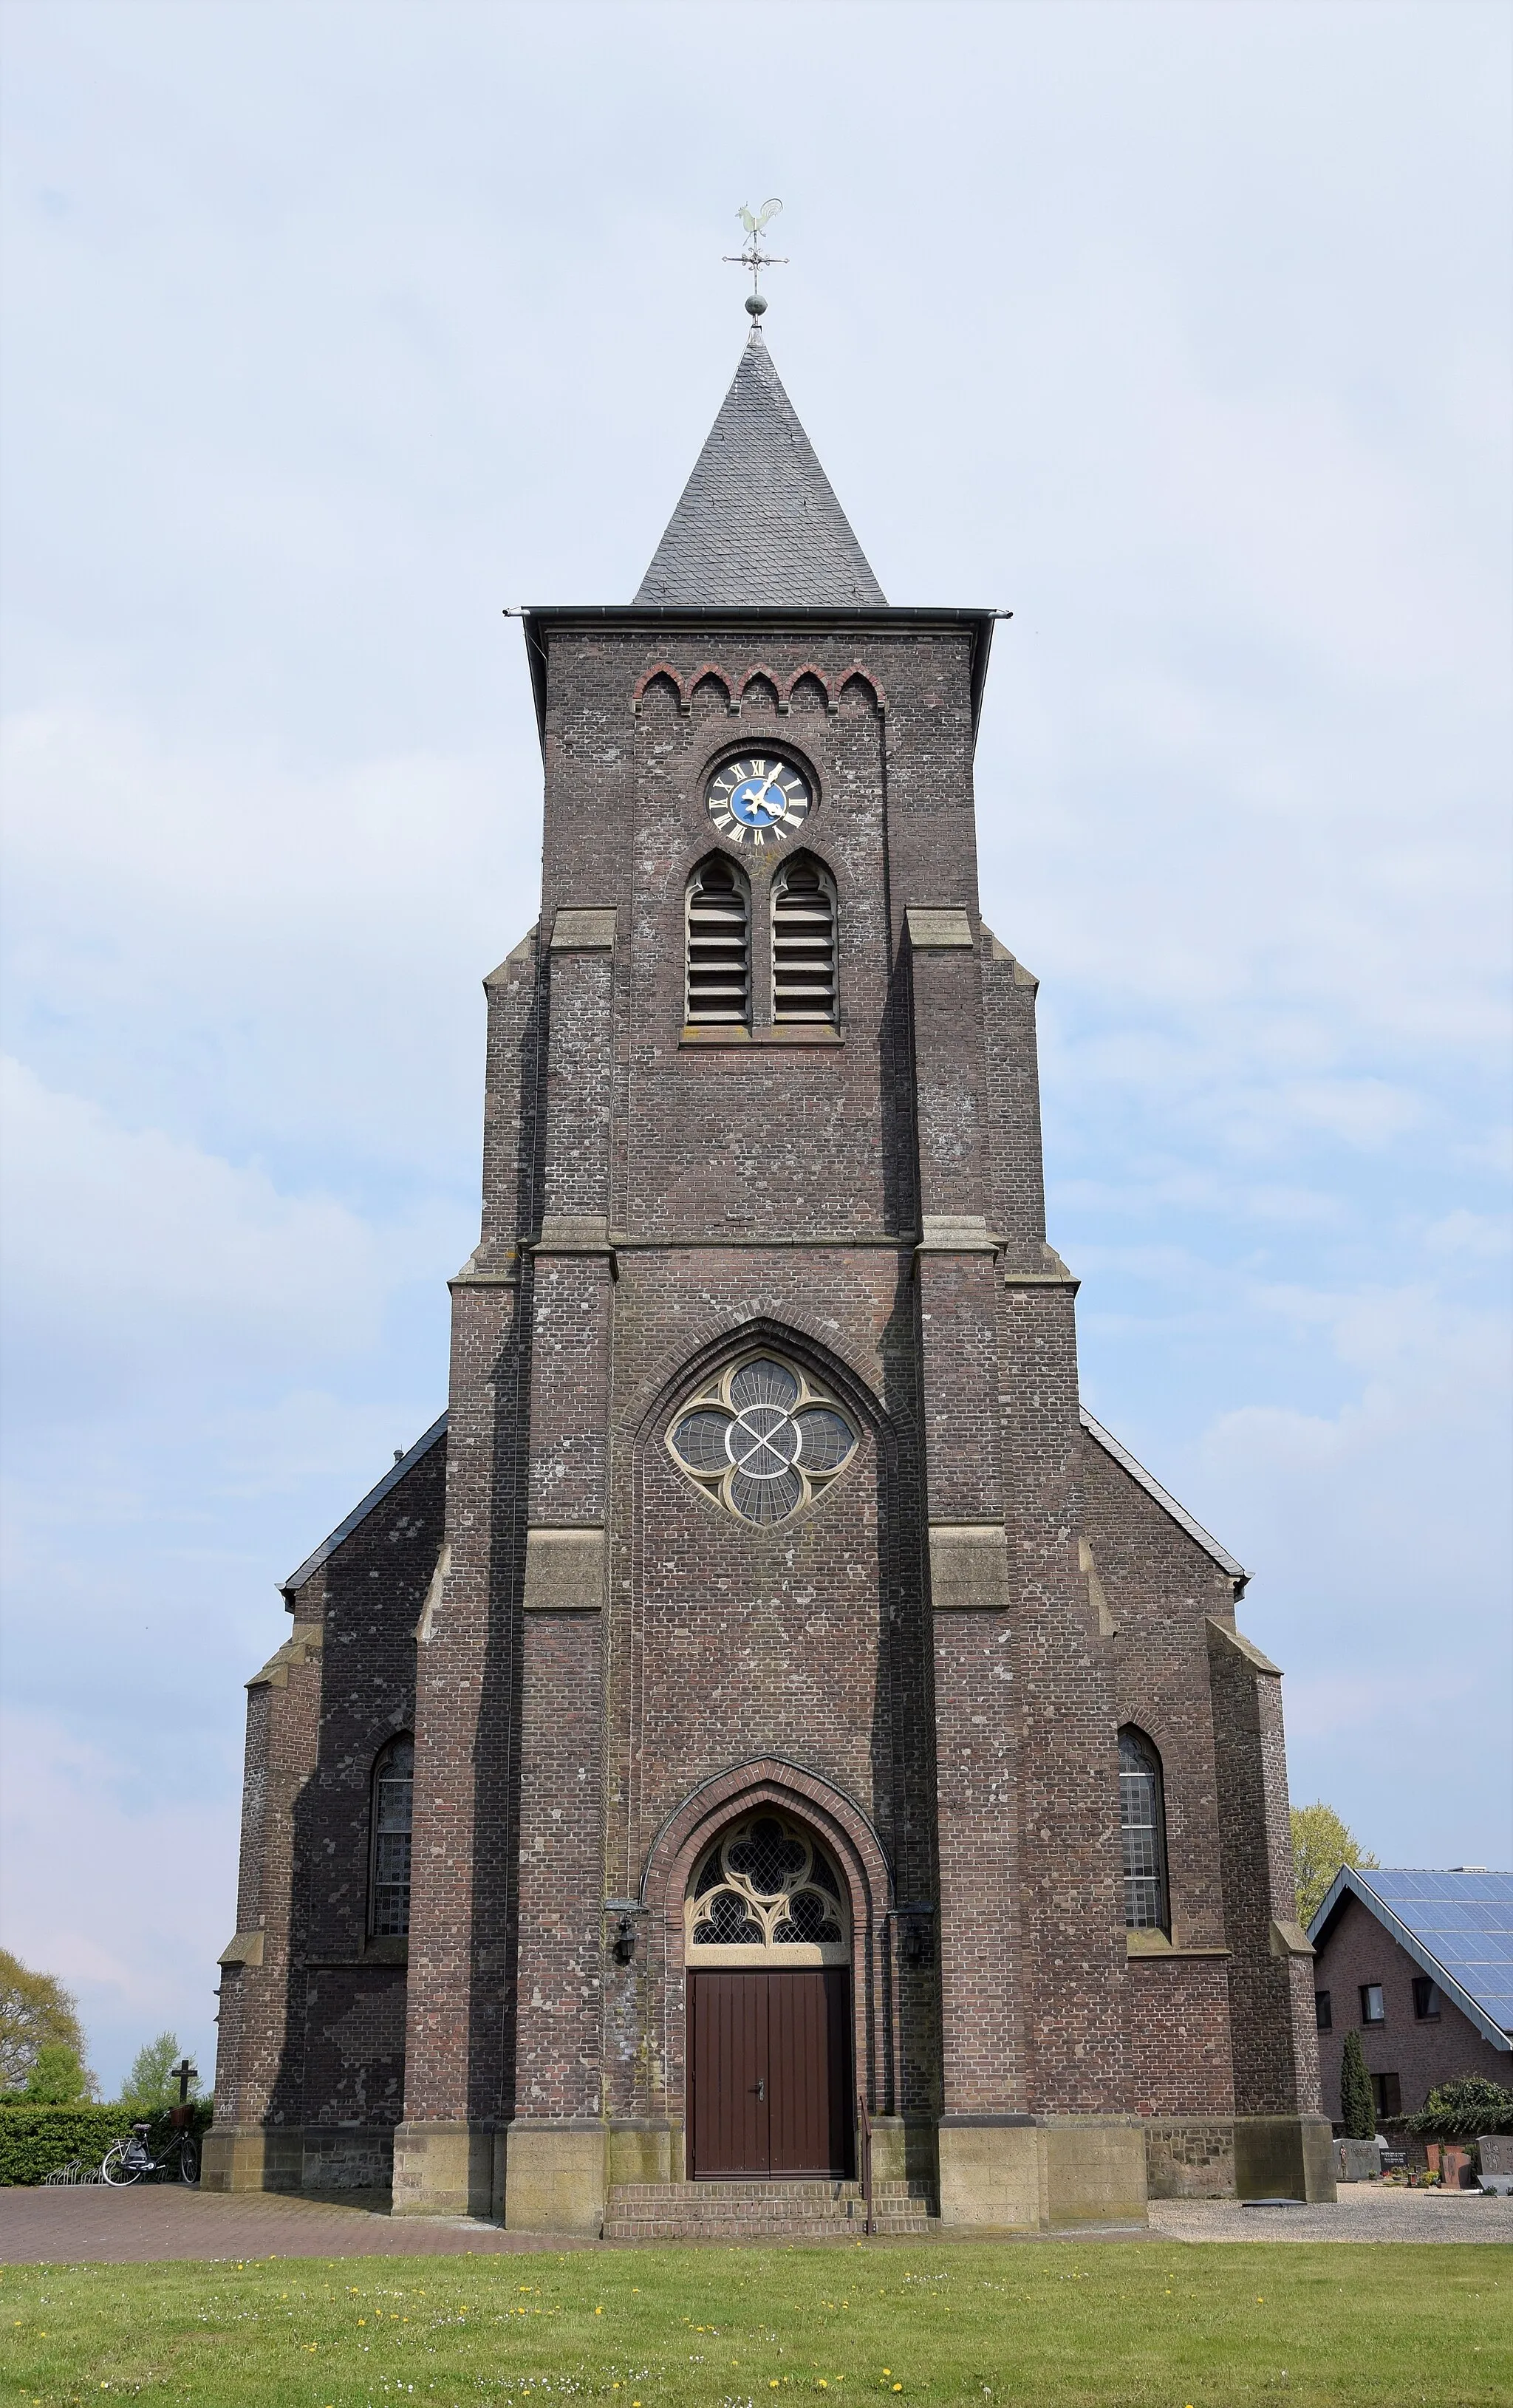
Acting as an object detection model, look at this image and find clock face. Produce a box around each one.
[706,754,812,847]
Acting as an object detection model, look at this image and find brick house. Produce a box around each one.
[203,319,1334,2231]
[1308,1868,1513,2123]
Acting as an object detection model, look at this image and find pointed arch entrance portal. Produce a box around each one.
[685,1811,855,2179]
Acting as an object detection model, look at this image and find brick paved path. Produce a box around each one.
[6,2179,1510,2262]
[0,2186,591,2264]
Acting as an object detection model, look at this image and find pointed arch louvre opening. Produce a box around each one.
[772,855,837,1023]
[686,855,750,1024]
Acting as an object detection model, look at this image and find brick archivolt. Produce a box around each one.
[630,661,885,717]
[638,1758,894,1949]
[618,1310,899,1464]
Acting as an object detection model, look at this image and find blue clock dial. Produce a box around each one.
[706,754,812,847]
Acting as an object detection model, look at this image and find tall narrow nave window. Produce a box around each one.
[1118,1727,1169,1932]
[771,856,838,1023]
[686,856,751,1024]
[370,1737,414,1938]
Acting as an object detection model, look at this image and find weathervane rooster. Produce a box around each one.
[725,198,788,318]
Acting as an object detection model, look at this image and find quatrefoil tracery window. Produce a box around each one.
[686,1812,850,1965]
[667,1355,858,1526]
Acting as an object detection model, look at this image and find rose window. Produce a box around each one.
[686,1812,850,1962]
[668,1355,857,1524]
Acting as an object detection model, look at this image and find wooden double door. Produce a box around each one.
[688,1968,853,2180]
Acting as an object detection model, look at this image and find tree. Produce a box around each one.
[122,2032,194,2115]
[23,2042,92,2104]
[1339,2029,1376,2138]
[0,1950,93,2095]
[1291,1802,1378,1928]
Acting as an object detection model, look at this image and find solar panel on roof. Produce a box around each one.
[1331,1869,1513,2042]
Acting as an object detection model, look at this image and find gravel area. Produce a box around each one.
[1150,2185,1513,2243]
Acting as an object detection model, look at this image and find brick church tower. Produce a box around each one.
[205,320,1334,2228]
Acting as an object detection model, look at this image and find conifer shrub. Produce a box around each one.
[1339,2028,1376,2138]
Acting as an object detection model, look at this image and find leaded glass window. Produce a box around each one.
[686,1812,850,1963]
[370,1737,414,1939]
[1118,1727,1168,1933]
[667,1353,857,1526]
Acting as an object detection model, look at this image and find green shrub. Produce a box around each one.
[0,2099,214,2186]
[1405,2074,1513,2139]
[22,2043,92,2104]
[1339,2029,1376,2138]
[120,2032,197,2118]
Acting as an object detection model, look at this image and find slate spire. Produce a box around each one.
[635,328,886,608]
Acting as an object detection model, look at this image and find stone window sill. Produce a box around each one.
[1127,1932,1231,1960]
[680,1024,842,1048]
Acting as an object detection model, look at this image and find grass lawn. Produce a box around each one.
[1,2242,1509,2407]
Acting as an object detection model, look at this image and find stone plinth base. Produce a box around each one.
[606,2119,678,2190]
[937,2118,1147,2231]
[1235,2114,1336,2203]
[391,2121,497,2219]
[503,2120,607,2233]
[301,2126,396,2192]
[1144,2118,1237,2199]
[199,2126,302,2194]
[866,2115,940,2191]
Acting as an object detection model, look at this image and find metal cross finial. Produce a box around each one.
[724,198,788,320]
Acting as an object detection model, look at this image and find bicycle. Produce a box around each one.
[101,2118,199,2186]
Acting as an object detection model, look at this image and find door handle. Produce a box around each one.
[754,2078,765,2101]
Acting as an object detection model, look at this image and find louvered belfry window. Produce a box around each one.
[772,856,837,1023]
[686,856,751,1024]
[370,1737,414,1938]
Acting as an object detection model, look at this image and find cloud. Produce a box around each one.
[0,706,539,1183]
[0,1057,408,1413]
[0,1711,233,2097]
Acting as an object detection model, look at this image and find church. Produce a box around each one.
[204,307,1333,2232]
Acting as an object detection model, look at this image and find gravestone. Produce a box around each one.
[1478,2134,1513,2194]
[1335,2138,1381,2183]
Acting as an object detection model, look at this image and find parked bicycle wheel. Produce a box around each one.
[177,2136,199,2186]
[101,2141,144,2186]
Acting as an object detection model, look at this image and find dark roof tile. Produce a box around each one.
[635,330,885,607]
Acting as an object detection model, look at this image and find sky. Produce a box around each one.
[0,0,1508,2099]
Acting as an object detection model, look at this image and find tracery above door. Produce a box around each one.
[686,1812,850,1967]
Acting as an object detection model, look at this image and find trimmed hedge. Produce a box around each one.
[0,2101,214,2186]
[1404,2075,1513,2140]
